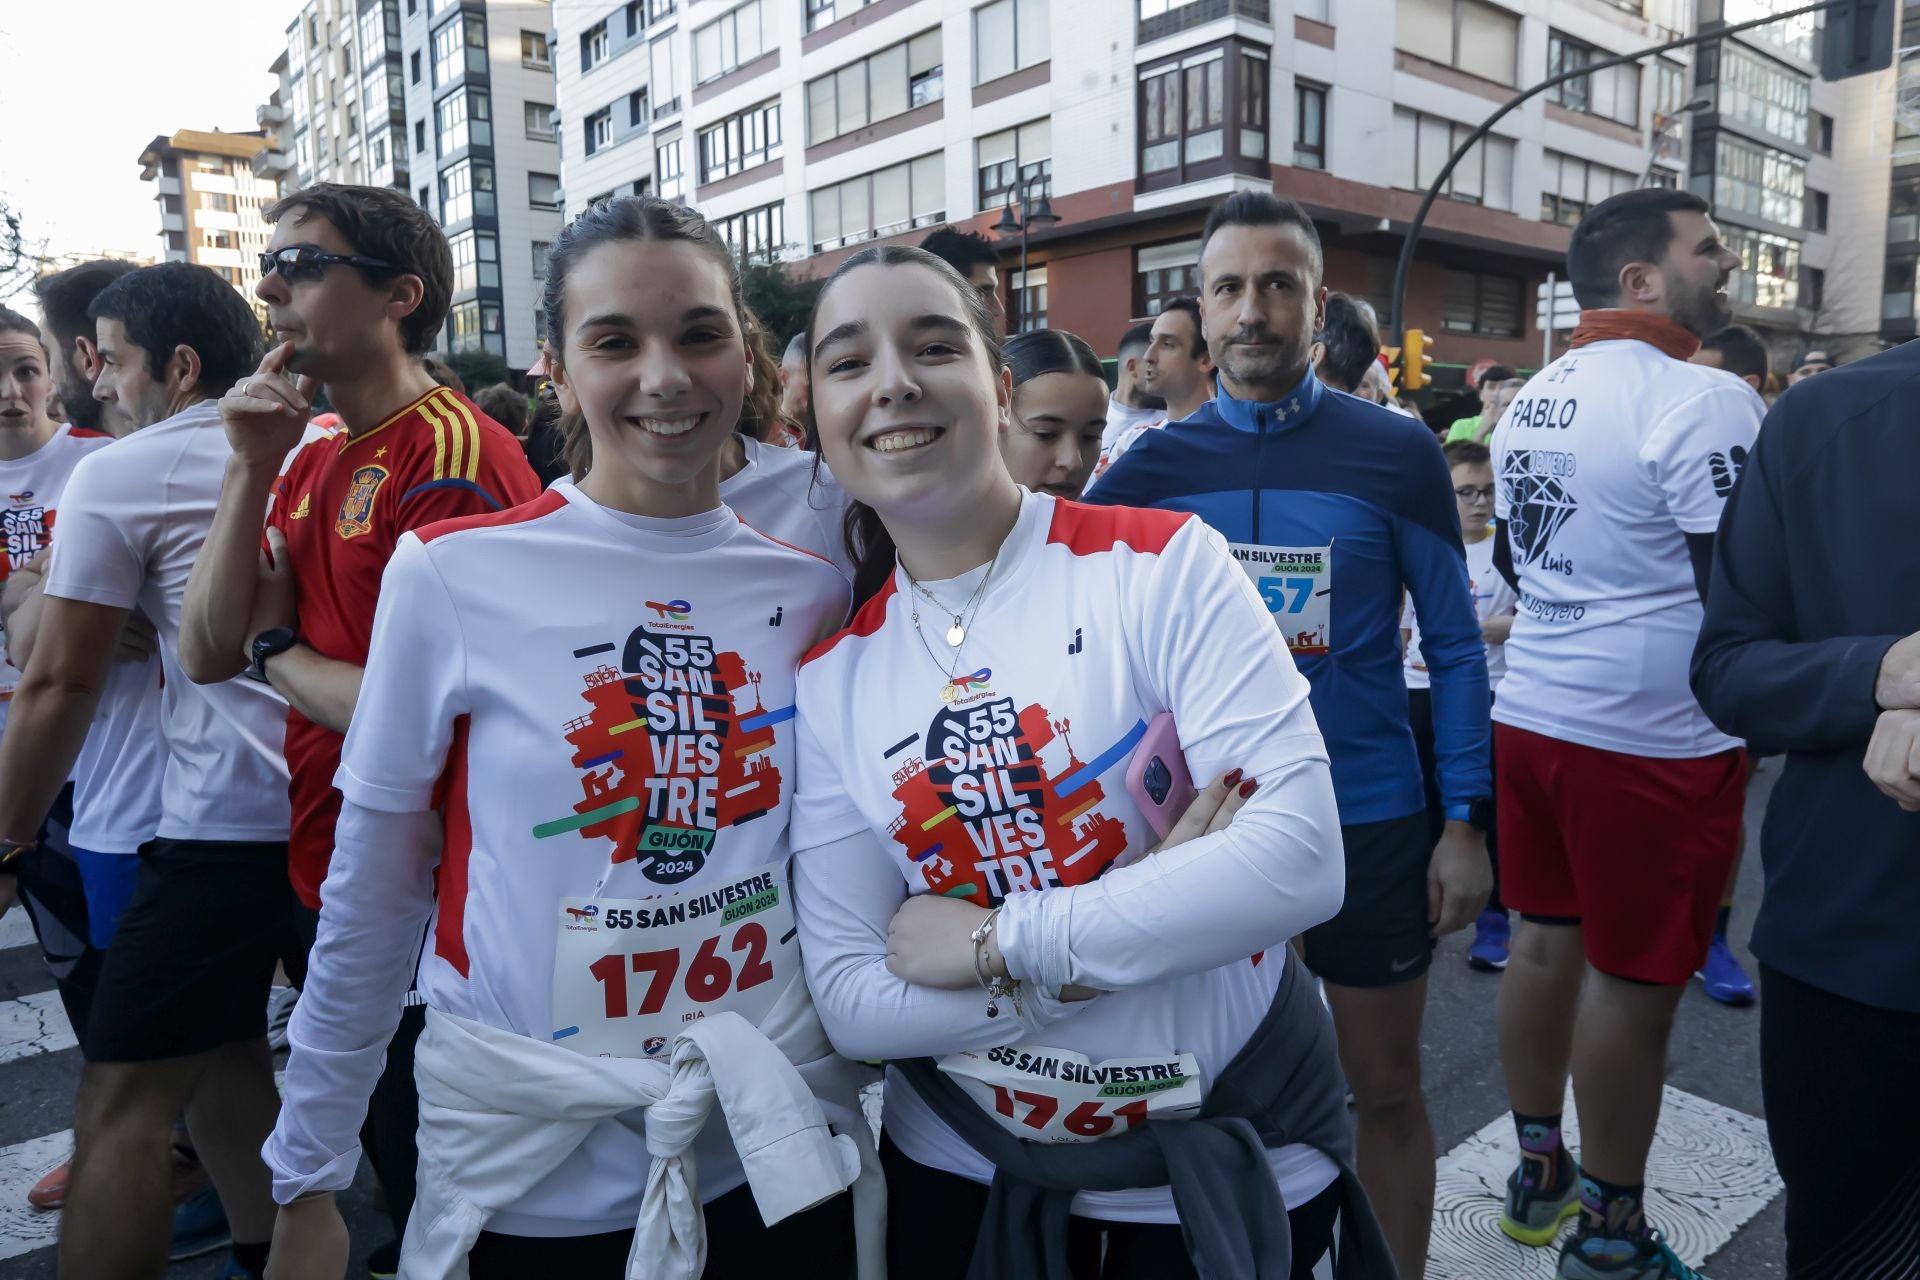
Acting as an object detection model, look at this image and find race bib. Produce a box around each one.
[1230,542,1332,655]
[939,1043,1204,1144]
[550,863,797,1058]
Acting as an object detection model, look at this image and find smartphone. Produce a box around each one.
[1121,712,1197,853]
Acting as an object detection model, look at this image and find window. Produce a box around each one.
[1654,58,1687,114]
[974,0,1049,85]
[532,240,550,278]
[712,201,786,262]
[1442,270,1522,336]
[411,51,422,83]
[656,135,684,200]
[432,13,486,87]
[1891,175,1920,242]
[693,0,764,85]
[447,299,505,356]
[807,0,877,33]
[1010,266,1047,333]
[626,2,644,37]
[1808,188,1828,233]
[365,66,404,121]
[203,191,237,212]
[525,101,555,139]
[1137,240,1201,316]
[633,176,653,196]
[978,118,1051,210]
[522,30,550,67]
[436,90,491,155]
[1884,259,1916,323]
[630,88,650,127]
[1724,0,1816,61]
[1394,0,1518,86]
[429,0,462,18]
[651,36,679,116]
[447,228,499,293]
[699,99,782,182]
[419,185,431,208]
[1390,108,1515,209]
[1722,224,1799,309]
[1293,80,1328,170]
[1138,41,1269,191]
[360,2,400,68]
[650,0,676,20]
[1801,264,1824,312]
[535,308,549,345]
[1701,41,1809,144]
[529,171,562,209]
[584,107,613,155]
[438,158,495,224]
[1541,151,1638,225]
[809,153,945,251]
[1700,131,1806,227]
[582,20,609,72]
[806,31,942,146]
[415,119,427,152]
[1546,32,1640,125]
[1812,110,1833,154]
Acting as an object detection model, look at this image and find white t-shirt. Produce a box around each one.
[1492,340,1763,756]
[69,649,165,854]
[719,436,852,577]
[792,490,1344,1223]
[44,400,292,842]
[330,485,850,1233]
[1403,532,1516,690]
[0,423,112,738]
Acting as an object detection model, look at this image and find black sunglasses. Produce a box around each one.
[258,246,395,285]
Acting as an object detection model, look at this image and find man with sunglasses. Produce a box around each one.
[181,183,538,1274]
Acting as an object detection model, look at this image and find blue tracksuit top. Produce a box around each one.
[1086,368,1491,826]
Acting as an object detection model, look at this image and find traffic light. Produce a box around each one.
[1822,0,1894,81]
[1402,328,1434,391]
[1381,344,1402,394]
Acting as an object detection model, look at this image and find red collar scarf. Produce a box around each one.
[1567,309,1701,361]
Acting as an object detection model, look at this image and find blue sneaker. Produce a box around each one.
[168,1184,231,1261]
[1469,909,1512,971]
[1694,933,1756,1006]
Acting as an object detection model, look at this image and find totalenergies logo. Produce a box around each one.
[939,668,994,705]
[646,599,692,622]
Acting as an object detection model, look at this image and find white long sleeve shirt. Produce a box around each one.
[791,490,1346,1222]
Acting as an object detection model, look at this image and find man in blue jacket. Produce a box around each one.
[1692,342,1920,1277]
[1089,190,1492,1279]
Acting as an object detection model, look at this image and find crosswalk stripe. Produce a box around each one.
[1430,1085,1782,1278]
[0,991,76,1066]
[0,910,35,952]
[0,1129,69,1260]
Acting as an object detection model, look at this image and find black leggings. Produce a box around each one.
[1760,965,1920,1278]
[465,1183,855,1279]
[879,1133,1340,1280]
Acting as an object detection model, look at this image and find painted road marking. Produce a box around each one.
[1430,1085,1781,1278]
[0,1130,70,1260]
[0,910,34,952]
[0,991,75,1066]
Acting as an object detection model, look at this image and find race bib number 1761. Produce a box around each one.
[940,1043,1204,1144]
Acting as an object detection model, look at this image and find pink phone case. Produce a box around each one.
[1121,712,1198,857]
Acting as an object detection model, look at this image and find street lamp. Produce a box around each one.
[1646,96,1712,183]
[992,172,1060,330]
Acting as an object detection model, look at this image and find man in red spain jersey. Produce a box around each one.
[180,183,538,1270]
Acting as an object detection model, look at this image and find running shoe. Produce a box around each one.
[367,1239,401,1278]
[169,1184,232,1261]
[1500,1145,1579,1246]
[1469,909,1512,972]
[1694,934,1755,1006]
[266,984,299,1052]
[27,1160,68,1210]
[1556,1227,1708,1279]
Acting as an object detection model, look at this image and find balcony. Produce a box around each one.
[253,148,293,179]
[161,212,185,232]
[156,175,182,196]
[1138,0,1271,45]
[259,101,289,130]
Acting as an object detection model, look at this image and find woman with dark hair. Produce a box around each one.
[998,329,1108,500]
[261,197,872,1279]
[790,246,1394,1279]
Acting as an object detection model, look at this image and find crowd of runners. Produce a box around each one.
[0,178,1912,1280]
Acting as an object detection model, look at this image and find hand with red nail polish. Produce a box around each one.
[1145,768,1258,858]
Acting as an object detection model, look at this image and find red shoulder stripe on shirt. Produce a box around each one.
[1045,498,1191,557]
[68,427,111,439]
[802,574,897,666]
[414,487,566,544]
[736,519,837,570]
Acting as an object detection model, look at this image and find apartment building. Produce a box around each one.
[136,130,280,299]
[1872,9,1919,349]
[253,0,410,194]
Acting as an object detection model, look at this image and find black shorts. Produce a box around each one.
[86,838,316,1063]
[1300,812,1434,989]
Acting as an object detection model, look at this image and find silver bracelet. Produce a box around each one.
[970,908,1020,1018]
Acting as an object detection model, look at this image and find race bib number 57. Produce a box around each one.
[1230,543,1332,655]
[940,1044,1203,1144]
[551,863,797,1058]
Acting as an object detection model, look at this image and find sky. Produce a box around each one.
[0,0,295,303]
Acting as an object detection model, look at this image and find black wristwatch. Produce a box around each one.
[247,627,298,684]
[1446,798,1495,833]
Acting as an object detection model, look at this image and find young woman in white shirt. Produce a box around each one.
[262,197,870,1280]
[790,245,1395,1279]
[996,329,1109,501]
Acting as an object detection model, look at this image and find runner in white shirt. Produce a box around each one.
[1099,323,1165,456]
[997,329,1109,500]
[790,245,1390,1279]
[1486,189,1759,1280]
[265,197,872,1280]
[0,262,297,1280]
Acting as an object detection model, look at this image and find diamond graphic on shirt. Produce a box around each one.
[1501,449,1579,569]
[885,697,1129,903]
[1708,445,1747,499]
[535,623,788,885]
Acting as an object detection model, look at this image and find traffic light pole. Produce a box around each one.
[1387,0,1845,346]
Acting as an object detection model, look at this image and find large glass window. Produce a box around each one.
[529,171,561,209]
[438,158,494,224]
[1541,151,1639,225]
[447,228,499,294]
[698,99,782,183]
[974,0,1049,85]
[806,31,942,146]
[809,154,945,251]
[1722,0,1816,61]
[1136,239,1202,316]
[522,30,550,67]
[525,101,554,139]
[1394,0,1518,86]
[432,12,486,87]
[1706,131,1806,227]
[1703,41,1811,144]
[447,299,504,356]
[359,1,401,69]
[693,0,764,85]
[1546,32,1640,125]
[1722,223,1800,309]
[1137,40,1269,191]
[651,36,679,116]
[977,118,1050,210]
[712,202,786,262]
[435,89,491,156]
[806,0,878,33]
[1441,270,1522,336]
[656,135,684,200]
[1390,108,1515,209]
